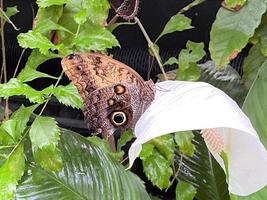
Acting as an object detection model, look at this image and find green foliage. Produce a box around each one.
[0,144,25,200]
[140,135,175,189]
[156,13,193,42]
[53,83,83,109]
[36,0,69,8]
[223,0,247,9]
[175,131,195,157]
[176,133,230,200]
[209,0,267,68]
[15,129,150,200]
[116,129,134,152]
[175,181,197,200]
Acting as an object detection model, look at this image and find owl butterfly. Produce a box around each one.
[61,53,155,151]
[109,0,139,20]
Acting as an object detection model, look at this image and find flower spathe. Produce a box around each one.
[128,80,267,196]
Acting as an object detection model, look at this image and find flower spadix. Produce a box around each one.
[128,80,267,196]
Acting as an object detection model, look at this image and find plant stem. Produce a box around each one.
[0,0,9,119]
[39,71,64,116]
[134,17,168,81]
[13,48,26,78]
[0,7,19,30]
[179,0,205,14]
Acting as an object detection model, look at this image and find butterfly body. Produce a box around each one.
[61,53,155,146]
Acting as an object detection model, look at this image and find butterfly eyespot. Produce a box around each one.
[76,66,82,71]
[114,84,126,95]
[110,111,127,126]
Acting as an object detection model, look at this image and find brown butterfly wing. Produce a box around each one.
[109,0,139,19]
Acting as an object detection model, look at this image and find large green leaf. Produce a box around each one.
[0,143,25,200]
[175,181,196,200]
[233,54,267,200]
[15,129,150,200]
[175,132,230,200]
[199,61,247,106]
[209,0,266,68]
[242,44,266,89]
[73,26,120,51]
[0,78,45,103]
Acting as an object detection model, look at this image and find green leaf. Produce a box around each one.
[142,150,173,190]
[0,78,45,103]
[176,181,197,200]
[234,60,267,200]
[0,120,17,141]
[117,129,134,152]
[176,41,205,81]
[34,19,73,34]
[242,44,266,89]
[73,26,120,51]
[10,105,37,140]
[176,132,230,200]
[29,116,60,150]
[53,83,83,109]
[24,49,58,70]
[209,0,267,68]
[175,131,195,157]
[140,143,155,160]
[87,136,124,161]
[157,13,193,42]
[0,127,14,146]
[15,129,150,199]
[5,6,19,18]
[73,8,88,25]
[37,0,69,8]
[33,145,63,171]
[164,57,179,66]
[242,60,267,148]
[150,134,175,161]
[0,143,25,200]
[17,31,58,54]
[199,61,247,106]
[18,68,58,82]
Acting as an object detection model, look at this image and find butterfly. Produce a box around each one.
[108,0,140,20]
[61,52,155,151]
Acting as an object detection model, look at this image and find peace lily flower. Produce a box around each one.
[128,80,267,196]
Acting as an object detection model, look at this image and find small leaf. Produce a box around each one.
[209,0,267,67]
[53,83,83,109]
[150,135,175,161]
[140,143,154,160]
[34,19,73,34]
[5,6,19,18]
[164,57,179,66]
[175,181,197,200]
[149,44,160,58]
[73,26,120,51]
[157,13,193,42]
[117,129,134,152]
[142,150,173,190]
[18,68,58,82]
[0,120,17,141]
[0,143,25,199]
[0,78,45,103]
[0,127,14,146]
[29,116,60,149]
[17,31,58,54]
[23,49,59,70]
[83,0,110,25]
[37,0,69,8]
[176,41,205,81]
[175,131,195,157]
[33,145,63,171]
[10,105,37,140]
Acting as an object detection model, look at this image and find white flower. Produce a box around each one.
[128,80,267,196]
